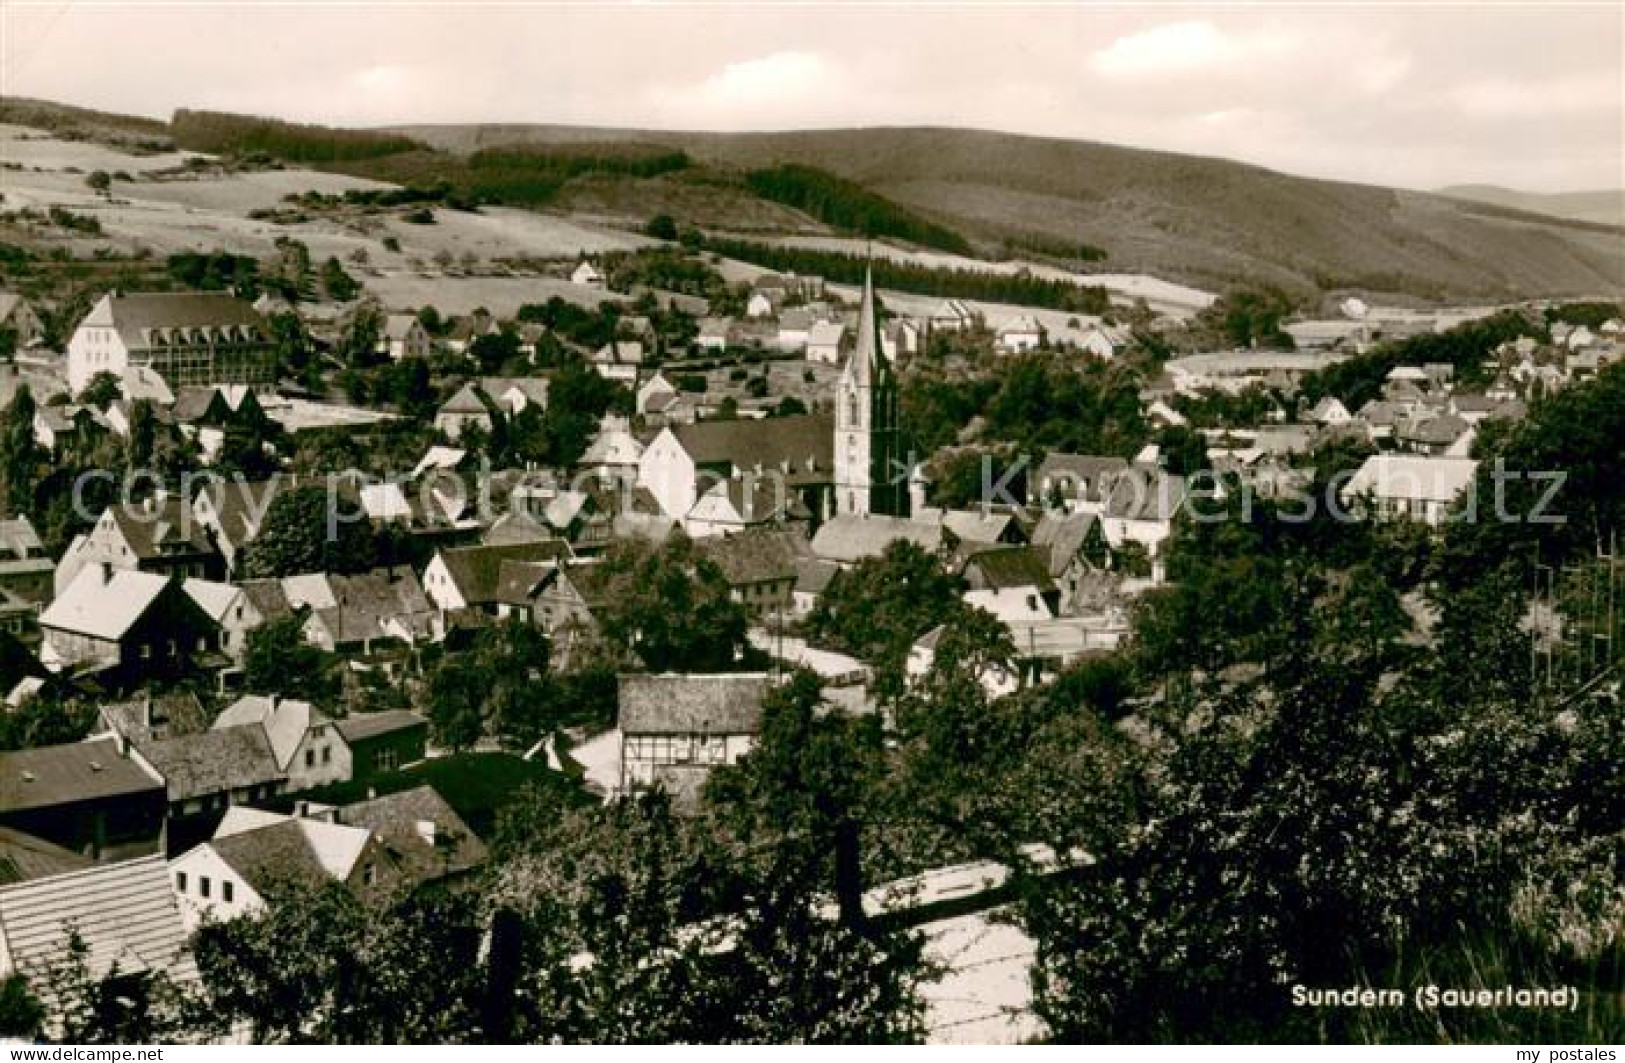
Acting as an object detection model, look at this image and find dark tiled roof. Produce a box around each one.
[671,414,833,482]
[306,568,435,644]
[98,292,266,351]
[0,737,164,813]
[810,515,944,565]
[961,545,1056,592]
[439,382,494,416]
[110,497,217,560]
[0,826,92,886]
[334,709,429,745]
[334,785,488,886]
[696,528,809,586]
[482,511,555,547]
[199,478,282,553]
[239,577,294,620]
[1104,468,1188,522]
[1398,413,1470,446]
[493,559,555,605]
[208,819,332,893]
[435,541,571,605]
[98,691,212,742]
[136,725,285,801]
[0,516,44,559]
[1034,453,1130,503]
[794,557,840,596]
[554,561,618,610]
[618,673,772,736]
[1030,512,1100,578]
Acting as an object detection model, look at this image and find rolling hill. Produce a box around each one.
[1436,185,1625,228]
[2,96,1620,303]
[394,123,1625,303]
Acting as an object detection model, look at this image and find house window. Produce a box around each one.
[141,644,152,660]
[200,876,211,899]
[363,863,377,886]
[376,748,399,772]
[305,749,315,768]
[223,881,234,903]
[175,872,187,893]
[322,745,331,765]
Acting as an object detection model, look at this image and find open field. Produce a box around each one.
[0,124,652,305]
[746,233,1216,315]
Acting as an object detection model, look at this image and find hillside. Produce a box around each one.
[394,123,1625,302]
[2,97,1620,303]
[1436,184,1625,228]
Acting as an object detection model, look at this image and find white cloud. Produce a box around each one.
[1451,72,1620,118]
[655,51,842,125]
[1090,20,1292,79]
[351,65,410,96]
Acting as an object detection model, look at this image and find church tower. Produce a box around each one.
[834,268,905,517]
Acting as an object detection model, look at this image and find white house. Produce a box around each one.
[0,291,46,348]
[479,376,549,416]
[1100,468,1189,583]
[423,540,570,615]
[997,315,1045,354]
[696,317,732,352]
[637,414,832,528]
[571,261,605,288]
[434,383,495,441]
[806,320,846,364]
[1309,396,1352,426]
[930,299,978,332]
[183,578,262,661]
[1075,324,1127,360]
[591,341,644,384]
[66,291,275,394]
[169,811,387,931]
[959,546,1058,626]
[1341,455,1480,525]
[212,694,352,791]
[617,673,771,798]
[637,372,679,416]
[684,474,810,539]
[378,314,431,361]
[746,291,776,319]
[777,308,814,352]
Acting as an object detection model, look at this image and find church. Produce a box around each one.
[834,268,907,518]
[636,267,908,531]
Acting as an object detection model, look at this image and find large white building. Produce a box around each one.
[66,292,275,395]
[637,414,833,529]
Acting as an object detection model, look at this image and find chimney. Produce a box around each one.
[415,819,438,845]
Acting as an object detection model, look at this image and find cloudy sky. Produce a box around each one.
[2,1,1620,192]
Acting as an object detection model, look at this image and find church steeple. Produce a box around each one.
[834,266,905,518]
[848,267,890,388]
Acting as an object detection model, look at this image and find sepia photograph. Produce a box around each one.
[0,0,1620,1048]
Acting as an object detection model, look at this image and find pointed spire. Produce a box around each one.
[850,265,888,385]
